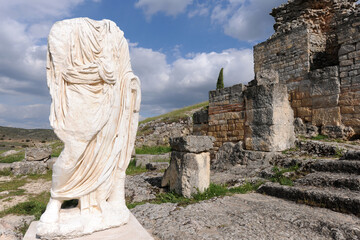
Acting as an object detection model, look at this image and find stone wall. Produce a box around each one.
[337,14,360,133]
[206,84,246,152]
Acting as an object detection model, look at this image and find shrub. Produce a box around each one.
[216,68,224,90]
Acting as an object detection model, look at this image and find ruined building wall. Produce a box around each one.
[205,84,246,152]
[193,0,360,153]
[337,14,360,133]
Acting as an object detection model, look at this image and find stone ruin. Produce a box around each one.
[194,0,360,153]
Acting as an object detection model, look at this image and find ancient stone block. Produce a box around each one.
[193,109,208,124]
[25,147,51,161]
[244,82,295,152]
[169,136,214,153]
[312,107,341,126]
[311,95,339,109]
[161,151,210,198]
[339,44,356,56]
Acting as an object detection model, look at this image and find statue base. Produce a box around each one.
[24,211,154,240]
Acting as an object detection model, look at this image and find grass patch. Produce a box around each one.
[135,145,171,155]
[127,182,263,209]
[0,151,24,163]
[0,178,27,192]
[281,146,299,154]
[270,165,300,186]
[50,141,64,157]
[126,159,148,176]
[139,101,209,125]
[311,134,328,141]
[0,168,12,176]
[0,191,50,220]
[27,170,52,181]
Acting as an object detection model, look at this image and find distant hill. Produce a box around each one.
[0,126,58,142]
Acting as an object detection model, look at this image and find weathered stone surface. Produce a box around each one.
[192,109,208,124]
[125,172,163,203]
[321,125,355,139]
[312,107,341,126]
[146,162,169,171]
[254,69,279,85]
[244,82,295,152]
[169,136,214,153]
[161,151,210,198]
[132,193,360,240]
[11,161,48,175]
[135,153,170,168]
[25,147,51,161]
[0,215,35,240]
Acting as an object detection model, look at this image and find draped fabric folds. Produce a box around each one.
[47,18,140,211]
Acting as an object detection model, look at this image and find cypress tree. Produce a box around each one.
[216,68,224,89]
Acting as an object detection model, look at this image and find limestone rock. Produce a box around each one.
[25,147,51,161]
[321,125,355,140]
[161,151,210,198]
[135,153,170,168]
[255,69,279,86]
[212,142,246,170]
[146,162,169,171]
[11,161,48,175]
[244,83,295,152]
[0,150,20,158]
[169,136,214,153]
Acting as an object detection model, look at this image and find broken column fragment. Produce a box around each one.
[161,136,214,198]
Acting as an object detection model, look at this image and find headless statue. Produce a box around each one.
[37,18,141,238]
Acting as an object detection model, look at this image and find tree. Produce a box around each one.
[216,68,224,90]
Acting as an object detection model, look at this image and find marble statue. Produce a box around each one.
[37,18,141,238]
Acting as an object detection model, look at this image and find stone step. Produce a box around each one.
[295,172,360,191]
[307,159,360,174]
[340,150,360,161]
[257,182,360,216]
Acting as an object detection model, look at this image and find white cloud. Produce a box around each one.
[188,3,210,18]
[135,0,193,19]
[211,0,287,42]
[0,0,100,128]
[130,46,254,117]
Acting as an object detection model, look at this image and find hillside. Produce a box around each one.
[0,101,208,150]
[0,126,58,142]
[136,101,208,147]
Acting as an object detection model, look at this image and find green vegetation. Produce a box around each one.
[135,145,171,155]
[216,68,224,90]
[281,146,299,154]
[0,151,24,163]
[0,126,58,142]
[311,134,328,141]
[138,101,209,126]
[126,159,148,176]
[0,191,50,220]
[50,141,64,157]
[334,148,344,158]
[270,165,300,186]
[127,181,263,209]
[0,168,12,176]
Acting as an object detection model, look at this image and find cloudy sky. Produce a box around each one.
[0,0,290,129]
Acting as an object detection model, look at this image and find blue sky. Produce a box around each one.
[0,0,292,128]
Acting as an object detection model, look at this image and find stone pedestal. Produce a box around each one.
[161,136,213,198]
[24,213,153,240]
